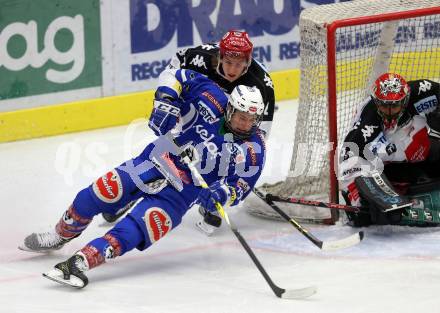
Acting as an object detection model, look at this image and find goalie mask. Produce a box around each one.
[225,85,264,139]
[372,73,410,129]
[217,30,253,80]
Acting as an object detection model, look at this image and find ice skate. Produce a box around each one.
[43,254,89,289]
[195,206,221,236]
[19,229,75,253]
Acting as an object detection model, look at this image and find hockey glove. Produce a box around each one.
[346,181,361,207]
[196,181,235,213]
[342,182,371,227]
[355,172,411,225]
[148,99,181,136]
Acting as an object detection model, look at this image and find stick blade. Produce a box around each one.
[280,285,317,300]
[321,231,364,251]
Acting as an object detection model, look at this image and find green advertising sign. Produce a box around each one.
[0,0,102,100]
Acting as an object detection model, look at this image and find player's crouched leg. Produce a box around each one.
[77,197,183,272]
[43,195,185,288]
[20,204,93,253]
[48,167,137,243]
[20,168,142,253]
[43,216,144,288]
[127,197,183,250]
[77,165,153,225]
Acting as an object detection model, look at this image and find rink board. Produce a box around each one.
[0,69,299,143]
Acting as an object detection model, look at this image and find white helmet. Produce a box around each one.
[225,85,265,138]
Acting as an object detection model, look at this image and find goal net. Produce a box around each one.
[249,0,440,223]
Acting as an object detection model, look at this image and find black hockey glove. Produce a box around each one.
[354,171,412,225]
[341,191,372,227]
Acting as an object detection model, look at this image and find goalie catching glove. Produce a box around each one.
[344,171,412,226]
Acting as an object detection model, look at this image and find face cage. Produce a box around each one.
[373,95,409,124]
[225,104,262,139]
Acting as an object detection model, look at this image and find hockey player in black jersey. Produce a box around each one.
[339,73,440,226]
[164,30,274,135]
[103,30,275,229]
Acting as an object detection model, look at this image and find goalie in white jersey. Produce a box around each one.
[339,73,440,226]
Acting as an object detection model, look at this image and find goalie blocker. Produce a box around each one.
[344,171,412,227]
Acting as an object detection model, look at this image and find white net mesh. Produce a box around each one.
[251,0,440,223]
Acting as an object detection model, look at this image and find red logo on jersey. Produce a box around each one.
[405,127,430,162]
[243,141,257,166]
[92,170,123,203]
[145,207,172,243]
[202,91,224,113]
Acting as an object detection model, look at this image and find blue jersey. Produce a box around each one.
[151,69,266,206]
[70,69,266,256]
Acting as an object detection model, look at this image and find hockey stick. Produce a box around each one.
[168,135,316,300]
[265,192,440,225]
[253,188,364,250]
[265,194,366,213]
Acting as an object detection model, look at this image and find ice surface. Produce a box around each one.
[1,100,439,313]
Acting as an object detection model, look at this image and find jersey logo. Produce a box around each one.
[189,55,207,69]
[264,73,274,89]
[92,170,123,203]
[144,207,172,243]
[413,95,437,113]
[237,178,250,193]
[352,120,361,130]
[341,146,353,161]
[201,91,224,113]
[201,44,215,50]
[225,141,245,164]
[385,143,397,155]
[176,48,188,56]
[198,100,218,124]
[404,127,430,161]
[195,124,220,158]
[361,125,378,142]
[418,80,432,94]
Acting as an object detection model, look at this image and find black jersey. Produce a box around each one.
[169,44,275,132]
[340,79,440,196]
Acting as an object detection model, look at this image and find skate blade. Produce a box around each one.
[42,269,85,289]
[18,245,61,253]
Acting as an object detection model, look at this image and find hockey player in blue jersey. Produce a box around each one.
[19,69,266,288]
[101,30,275,226]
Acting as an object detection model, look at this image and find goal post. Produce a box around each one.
[249,0,440,224]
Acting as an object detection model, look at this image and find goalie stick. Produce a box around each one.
[265,194,366,213]
[266,191,440,226]
[169,135,317,300]
[253,188,364,250]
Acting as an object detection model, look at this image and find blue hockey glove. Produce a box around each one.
[196,181,235,213]
[148,99,181,136]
